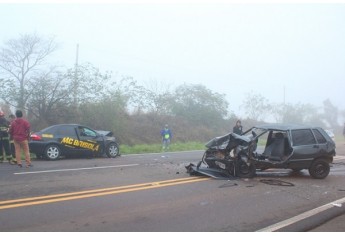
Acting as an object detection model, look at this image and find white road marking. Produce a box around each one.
[14,164,139,175]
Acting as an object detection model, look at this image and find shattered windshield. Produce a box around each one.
[205,128,268,150]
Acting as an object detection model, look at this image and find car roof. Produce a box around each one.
[254,123,317,131]
[44,124,79,129]
[45,124,85,128]
[39,124,89,131]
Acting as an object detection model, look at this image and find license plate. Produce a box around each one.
[215,161,226,169]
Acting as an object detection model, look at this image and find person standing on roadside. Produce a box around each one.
[233,120,243,135]
[0,111,15,164]
[8,114,17,164]
[160,124,172,152]
[232,120,243,157]
[9,110,32,168]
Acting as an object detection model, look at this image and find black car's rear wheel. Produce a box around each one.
[106,142,119,158]
[44,144,61,160]
[308,159,330,179]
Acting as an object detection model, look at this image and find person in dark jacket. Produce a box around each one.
[9,110,32,168]
[8,114,17,164]
[0,111,15,164]
[233,120,243,135]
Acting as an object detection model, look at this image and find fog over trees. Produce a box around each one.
[0,34,343,144]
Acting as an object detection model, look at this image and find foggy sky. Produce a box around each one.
[1,1,344,120]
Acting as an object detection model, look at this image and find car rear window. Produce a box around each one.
[312,129,327,143]
[291,129,317,146]
[41,126,58,133]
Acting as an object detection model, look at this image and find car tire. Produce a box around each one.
[236,159,256,178]
[106,142,119,158]
[308,159,330,179]
[44,144,61,160]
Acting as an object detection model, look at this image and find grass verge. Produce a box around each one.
[119,141,205,155]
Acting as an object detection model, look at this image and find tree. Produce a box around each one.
[109,76,148,114]
[272,102,324,126]
[170,84,229,128]
[138,79,174,115]
[77,97,129,142]
[26,69,71,128]
[322,99,338,129]
[242,92,271,121]
[65,62,111,105]
[0,33,57,112]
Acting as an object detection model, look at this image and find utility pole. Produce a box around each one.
[73,43,79,106]
[282,85,286,123]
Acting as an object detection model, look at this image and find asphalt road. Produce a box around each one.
[307,142,345,232]
[0,143,344,232]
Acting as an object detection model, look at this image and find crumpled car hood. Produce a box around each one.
[205,132,251,151]
[96,130,114,137]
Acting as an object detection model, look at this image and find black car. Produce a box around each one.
[29,124,120,160]
[186,123,336,179]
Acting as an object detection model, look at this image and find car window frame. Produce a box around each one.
[78,126,98,138]
[56,125,77,136]
[291,129,317,146]
[312,128,327,144]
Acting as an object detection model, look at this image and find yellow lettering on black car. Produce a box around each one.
[61,137,98,152]
[78,141,95,150]
[61,137,67,144]
[61,137,74,145]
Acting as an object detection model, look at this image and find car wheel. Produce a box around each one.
[236,159,256,178]
[106,142,119,158]
[308,159,330,179]
[44,144,61,160]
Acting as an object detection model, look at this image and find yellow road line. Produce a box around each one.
[0,177,209,210]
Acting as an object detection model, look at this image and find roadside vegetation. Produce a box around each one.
[119,141,206,155]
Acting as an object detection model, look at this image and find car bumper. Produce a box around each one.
[28,142,46,155]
